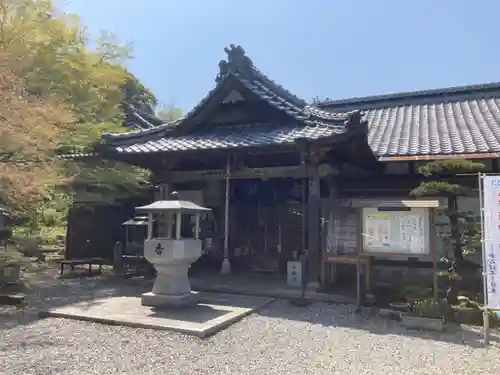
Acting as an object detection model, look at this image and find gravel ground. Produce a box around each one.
[1,268,500,375]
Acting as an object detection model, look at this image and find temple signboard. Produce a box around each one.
[170,164,335,182]
[171,166,306,182]
[361,207,430,255]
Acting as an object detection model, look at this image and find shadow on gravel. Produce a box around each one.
[0,264,153,331]
[256,300,498,348]
[3,265,497,349]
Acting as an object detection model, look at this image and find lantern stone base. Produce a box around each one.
[141,291,200,308]
[220,258,231,274]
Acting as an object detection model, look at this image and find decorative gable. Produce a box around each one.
[221,90,245,104]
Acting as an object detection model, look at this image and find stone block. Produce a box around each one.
[141,291,199,308]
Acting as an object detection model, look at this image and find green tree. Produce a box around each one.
[410,159,484,304]
[156,104,183,122]
[0,0,152,229]
[122,71,158,116]
[0,66,74,216]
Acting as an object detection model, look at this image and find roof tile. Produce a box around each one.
[114,123,346,154]
[362,98,500,156]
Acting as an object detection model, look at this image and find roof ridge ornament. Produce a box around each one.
[345,110,368,134]
[215,44,254,83]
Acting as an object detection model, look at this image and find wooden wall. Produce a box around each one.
[65,196,151,261]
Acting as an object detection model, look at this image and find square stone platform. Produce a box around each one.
[141,291,199,307]
[39,292,275,338]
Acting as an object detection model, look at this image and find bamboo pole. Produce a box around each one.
[479,173,490,345]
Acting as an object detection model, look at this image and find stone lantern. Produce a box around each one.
[135,199,211,308]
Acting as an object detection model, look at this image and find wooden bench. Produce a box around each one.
[0,293,25,306]
[58,258,104,277]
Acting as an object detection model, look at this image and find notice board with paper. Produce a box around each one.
[362,207,431,255]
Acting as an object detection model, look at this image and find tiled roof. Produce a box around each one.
[365,98,500,156]
[317,83,500,157]
[103,45,366,153]
[235,72,346,123]
[103,46,500,159]
[109,123,346,154]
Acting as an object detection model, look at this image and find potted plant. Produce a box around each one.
[451,296,483,325]
[401,299,447,331]
[404,285,432,305]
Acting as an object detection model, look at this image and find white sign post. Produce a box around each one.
[287,260,302,288]
[479,174,500,344]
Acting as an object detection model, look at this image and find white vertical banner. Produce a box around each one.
[481,175,500,309]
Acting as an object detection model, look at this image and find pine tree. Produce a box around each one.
[410,159,484,304]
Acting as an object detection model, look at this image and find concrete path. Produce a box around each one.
[40,292,275,337]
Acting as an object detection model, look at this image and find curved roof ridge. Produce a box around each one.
[216,45,349,123]
[102,118,181,142]
[252,66,347,121]
[250,65,307,108]
[131,111,157,129]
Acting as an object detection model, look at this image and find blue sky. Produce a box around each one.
[64,0,500,111]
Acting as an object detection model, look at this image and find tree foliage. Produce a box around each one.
[417,159,485,177]
[122,71,158,116]
[410,181,469,197]
[156,104,183,122]
[0,0,154,227]
[410,158,484,303]
[410,159,484,262]
[0,66,74,215]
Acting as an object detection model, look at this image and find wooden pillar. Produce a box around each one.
[152,167,172,201]
[355,210,363,308]
[301,177,307,253]
[307,158,321,289]
[65,206,74,260]
[324,177,339,287]
[220,156,231,274]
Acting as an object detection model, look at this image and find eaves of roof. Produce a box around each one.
[107,122,348,155]
[102,45,368,153]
